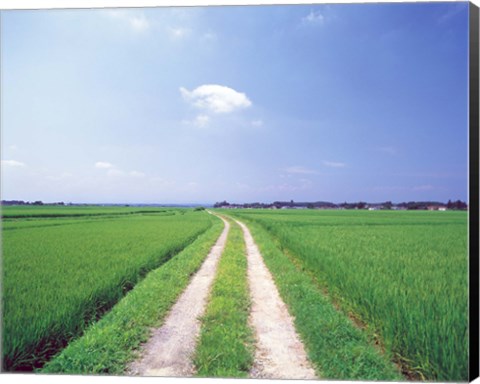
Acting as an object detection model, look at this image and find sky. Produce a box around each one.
[0,1,470,204]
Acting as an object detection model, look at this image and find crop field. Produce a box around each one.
[42,218,224,374]
[2,206,215,371]
[1,206,469,381]
[225,209,468,381]
[1,205,170,218]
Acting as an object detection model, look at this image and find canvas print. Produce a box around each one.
[1,1,477,382]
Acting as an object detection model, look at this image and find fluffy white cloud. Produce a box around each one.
[95,161,114,169]
[302,10,325,25]
[104,10,149,32]
[180,84,252,114]
[1,159,26,167]
[323,161,346,168]
[284,166,318,175]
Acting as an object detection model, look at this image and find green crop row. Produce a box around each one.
[2,210,177,231]
[194,218,254,377]
[0,205,174,218]
[2,208,214,371]
[227,209,468,381]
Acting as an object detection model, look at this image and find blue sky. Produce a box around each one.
[1,2,470,204]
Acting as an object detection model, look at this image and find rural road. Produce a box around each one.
[128,212,316,379]
[234,218,317,380]
[127,215,230,376]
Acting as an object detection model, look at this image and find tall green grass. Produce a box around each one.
[226,215,401,381]
[42,218,224,374]
[2,208,213,371]
[228,209,468,381]
[194,218,254,377]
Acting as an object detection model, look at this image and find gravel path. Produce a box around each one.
[127,214,316,379]
[235,219,317,380]
[127,216,230,377]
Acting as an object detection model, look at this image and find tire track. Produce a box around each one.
[235,219,317,380]
[127,215,230,376]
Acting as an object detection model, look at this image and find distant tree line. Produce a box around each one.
[213,199,468,210]
[1,200,65,206]
[446,200,468,210]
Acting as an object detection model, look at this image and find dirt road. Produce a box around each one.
[235,219,317,379]
[128,213,316,379]
[127,216,230,376]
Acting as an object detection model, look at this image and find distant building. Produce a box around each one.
[427,205,447,211]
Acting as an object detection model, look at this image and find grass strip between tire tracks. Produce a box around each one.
[194,217,254,377]
[228,215,403,381]
[41,218,224,375]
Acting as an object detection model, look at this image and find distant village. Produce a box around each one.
[213,199,468,211]
[0,199,468,211]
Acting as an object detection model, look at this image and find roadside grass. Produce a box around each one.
[194,218,253,377]
[41,218,224,374]
[228,215,403,381]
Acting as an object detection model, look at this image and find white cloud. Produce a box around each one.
[129,171,146,178]
[104,10,149,32]
[182,114,211,128]
[1,159,26,167]
[194,114,210,128]
[437,3,465,24]
[95,161,114,169]
[251,119,264,127]
[302,10,325,25]
[260,179,313,193]
[168,27,190,39]
[180,84,252,114]
[130,15,149,32]
[107,169,125,177]
[284,166,318,175]
[104,9,124,19]
[323,161,346,168]
[95,162,145,178]
[202,32,217,41]
[46,172,74,182]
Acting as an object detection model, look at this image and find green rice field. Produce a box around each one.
[1,206,469,381]
[2,206,214,371]
[225,209,468,381]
